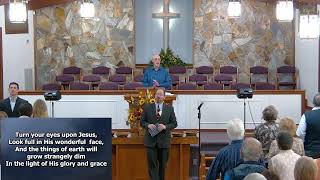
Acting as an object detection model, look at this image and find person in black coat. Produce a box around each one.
[141,88,177,180]
[0,82,28,117]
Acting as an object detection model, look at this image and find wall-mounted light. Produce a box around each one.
[299,14,319,39]
[228,0,241,18]
[276,1,294,21]
[80,0,95,18]
[9,0,27,23]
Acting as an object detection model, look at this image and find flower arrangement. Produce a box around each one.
[126,89,156,132]
[149,48,187,68]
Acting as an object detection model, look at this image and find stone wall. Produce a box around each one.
[35,0,134,88]
[194,0,294,83]
[35,0,294,87]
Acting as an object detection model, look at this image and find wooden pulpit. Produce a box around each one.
[112,88,198,180]
[124,88,176,136]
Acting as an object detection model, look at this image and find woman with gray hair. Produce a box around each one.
[267,117,304,159]
[254,105,279,157]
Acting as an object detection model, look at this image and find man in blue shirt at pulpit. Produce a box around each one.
[143,54,172,89]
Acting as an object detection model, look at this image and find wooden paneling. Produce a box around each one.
[28,0,76,10]
[112,137,197,180]
[4,3,28,34]
[18,90,306,95]
[0,0,8,6]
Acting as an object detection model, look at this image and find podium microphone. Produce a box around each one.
[197,102,204,168]
[197,102,204,110]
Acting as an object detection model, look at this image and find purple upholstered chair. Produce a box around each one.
[276,65,297,89]
[82,74,101,90]
[171,74,180,89]
[42,83,61,91]
[92,66,110,80]
[115,67,133,82]
[169,66,187,84]
[177,83,197,90]
[195,66,214,82]
[56,74,74,90]
[230,83,251,90]
[196,66,214,74]
[250,66,269,87]
[63,66,81,81]
[123,82,144,90]
[220,65,238,82]
[204,83,223,90]
[255,82,276,90]
[169,66,187,74]
[69,82,90,90]
[214,74,234,89]
[109,74,126,85]
[133,75,144,82]
[99,82,119,90]
[188,74,207,86]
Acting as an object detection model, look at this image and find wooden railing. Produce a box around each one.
[200,154,218,180]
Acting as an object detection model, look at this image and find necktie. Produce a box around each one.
[156,104,160,120]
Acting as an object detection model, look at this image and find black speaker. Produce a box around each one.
[44,91,61,101]
[237,88,253,99]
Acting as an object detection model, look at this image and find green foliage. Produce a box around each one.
[149,48,187,68]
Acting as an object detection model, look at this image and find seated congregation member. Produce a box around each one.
[244,173,266,180]
[254,105,279,157]
[261,169,280,180]
[294,156,318,180]
[18,103,33,118]
[0,111,8,118]
[269,131,300,180]
[206,118,245,180]
[224,138,266,180]
[0,82,28,117]
[32,99,48,118]
[143,54,172,89]
[0,111,8,141]
[267,117,304,159]
[296,93,320,158]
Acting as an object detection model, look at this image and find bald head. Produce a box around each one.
[244,173,266,180]
[242,138,262,161]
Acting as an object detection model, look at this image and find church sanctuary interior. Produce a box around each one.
[0,0,319,179]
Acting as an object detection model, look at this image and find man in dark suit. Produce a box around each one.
[0,82,28,117]
[141,88,177,180]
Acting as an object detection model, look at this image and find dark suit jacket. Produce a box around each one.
[141,103,177,148]
[0,97,28,117]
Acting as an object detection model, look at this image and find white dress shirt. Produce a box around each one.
[155,103,163,116]
[296,107,320,140]
[10,97,17,112]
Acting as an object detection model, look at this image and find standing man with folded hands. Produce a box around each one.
[141,88,177,180]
